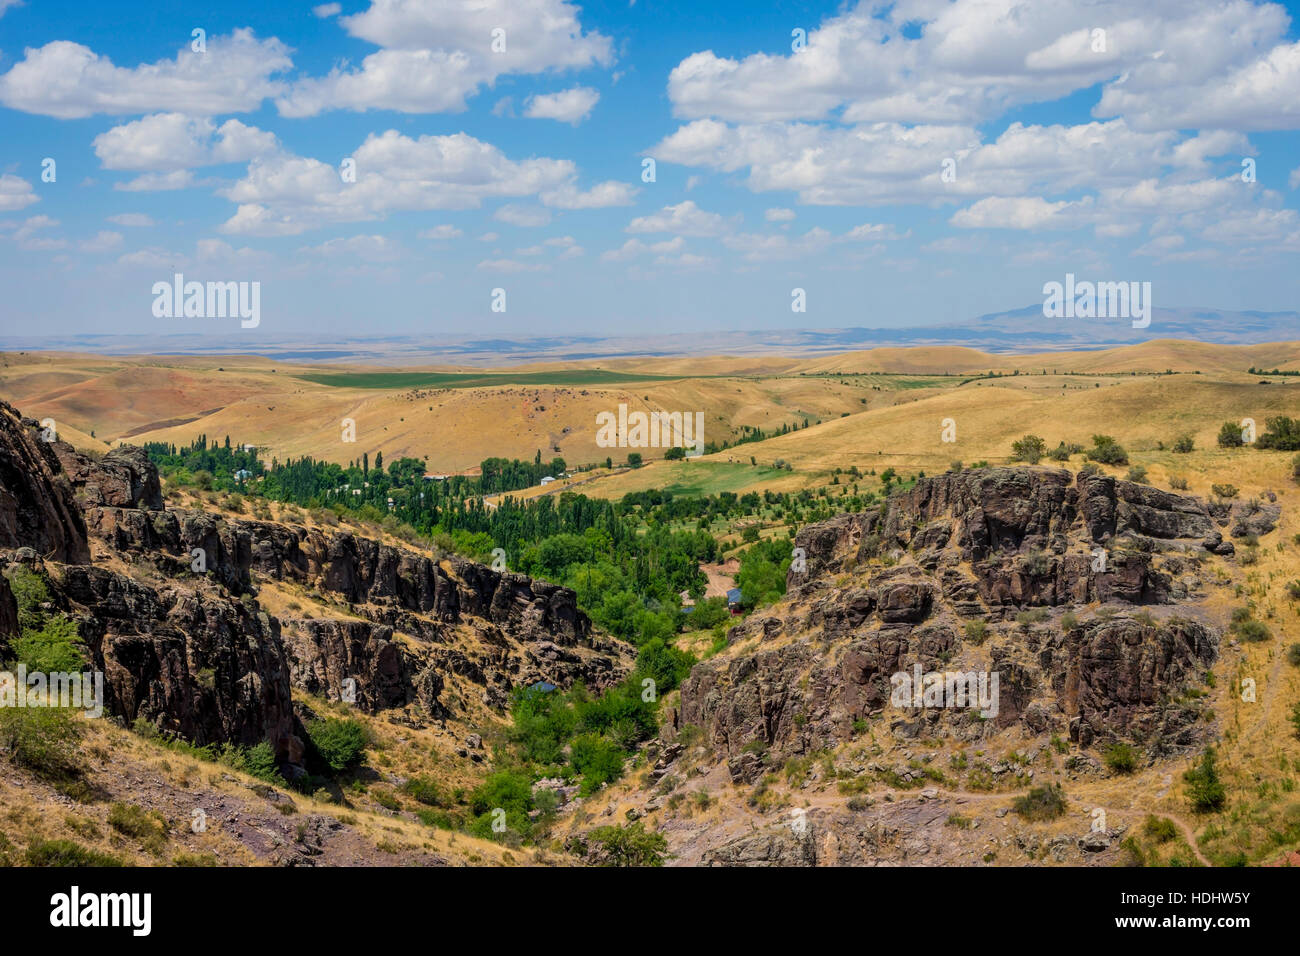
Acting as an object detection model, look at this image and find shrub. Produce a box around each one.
[1104,743,1139,774]
[1086,434,1128,465]
[1184,747,1226,813]
[1256,416,1300,450]
[1169,475,1189,490]
[963,620,989,645]
[1292,453,1300,484]
[305,718,368,773]
[402,776,448,807]
[0,706,82,778]
[1125,465,1148,484]
[1286,644,1300,667]
[585,821,668,867]
[1217,421,1244,448]
[108,802,169,854]
[1211,483,1238,499]
[1011,435,1047,464]
[1143,815,1178,844]
[25,839,124,867]
[1171,434,1195,454]
[1013,784,1067,821]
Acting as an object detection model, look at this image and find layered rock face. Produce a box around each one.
[680,468,1231,780]
[0,400,628,765]
[0,400,91,563]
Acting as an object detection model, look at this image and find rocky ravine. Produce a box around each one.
[0,399,631,769]
[644,467,1262,865]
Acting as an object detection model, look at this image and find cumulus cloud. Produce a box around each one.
[0,174,38,211]
[278,0,612,116]
[94,113,277,171]
[626,200,733,237]
[524,86,600,123]
[0,29,291,118]
[218,130,617,235]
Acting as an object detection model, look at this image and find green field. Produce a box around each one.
[298,369,693,389]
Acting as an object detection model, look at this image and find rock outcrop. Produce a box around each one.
[0,400,630,767]
[679,468,1232,779]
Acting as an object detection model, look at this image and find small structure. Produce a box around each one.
[233,468,251,482]
[726,587,744,614]
[539,476,556,486]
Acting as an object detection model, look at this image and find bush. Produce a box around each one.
[1086,434,1128,465]
[402,776,447,807]
[1217,421,1244,448]
[1184,747,1226,812]
[1011,435,1047,464]
[1211,483,1238,499]
[963,620,989,645]
[585,821,668,866]
[1143,815,1178,843]
[24,838,124,867]
[1013,784,1067,821]
[1286,644,1300,667]
[1171,434,1195,454]
[1292,453,1300,484]
[305,718,368,773]
[108,802,168,854]
[1256,416,1300,451]
[1104,743,1139,774]
[0,706,82,778]
[1169,475,1188,490]
[1125,465,1148,484]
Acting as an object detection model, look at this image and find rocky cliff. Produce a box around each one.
[0,399,630,768]
[678,468,1231,784]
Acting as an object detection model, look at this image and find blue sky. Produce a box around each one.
[1,0,1299,340]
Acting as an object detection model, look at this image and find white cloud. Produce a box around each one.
[116,170,196,192]
[950,196,1093,230]
[626,200,732,237]
[0,174,38,211]
[523,86,600,124]
[0,30,291,118]
[494,204,552,227]
[78,231,123,253]
[0,0,22,18]
[539,180,636,209]
[418,225,463,240]
[476,258,549,273]
[313,3,341,17]
[765,208,795,222]
[106,213,155,227]
[219,131,608,235]
[277,0,612,116]
[601,236,686,262]
[94,113,278,171]
[299,234,405,262]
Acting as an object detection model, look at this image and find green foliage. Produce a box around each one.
[1010,434,1046,464]
[1012,784,1067,821]
[1212,483,1239,499]
[1086,434,1129,465]
[735,535,793,609]
[0,705,82,779]
[108,802,169,854]
[585,821,668,866]
[402,776,448,807]
[1256,416,1300,451]
[1104,743,1139,774]
[3,566,86,672]
[963,619,989,645]
[1217,421,1244,448]
[1171,434,1195,454]
[1125,465,1148,484]
[1143,815,1179,843]
[635,638,696,694]
[25,839,124,867]
[1184,747,1226,812]
[305,718,368,773]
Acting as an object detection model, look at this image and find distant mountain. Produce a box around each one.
[2,307,1295,363]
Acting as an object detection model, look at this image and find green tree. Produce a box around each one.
[586,821,669,866]
[1011,434,1047,464]
[1184,746,1226,812]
